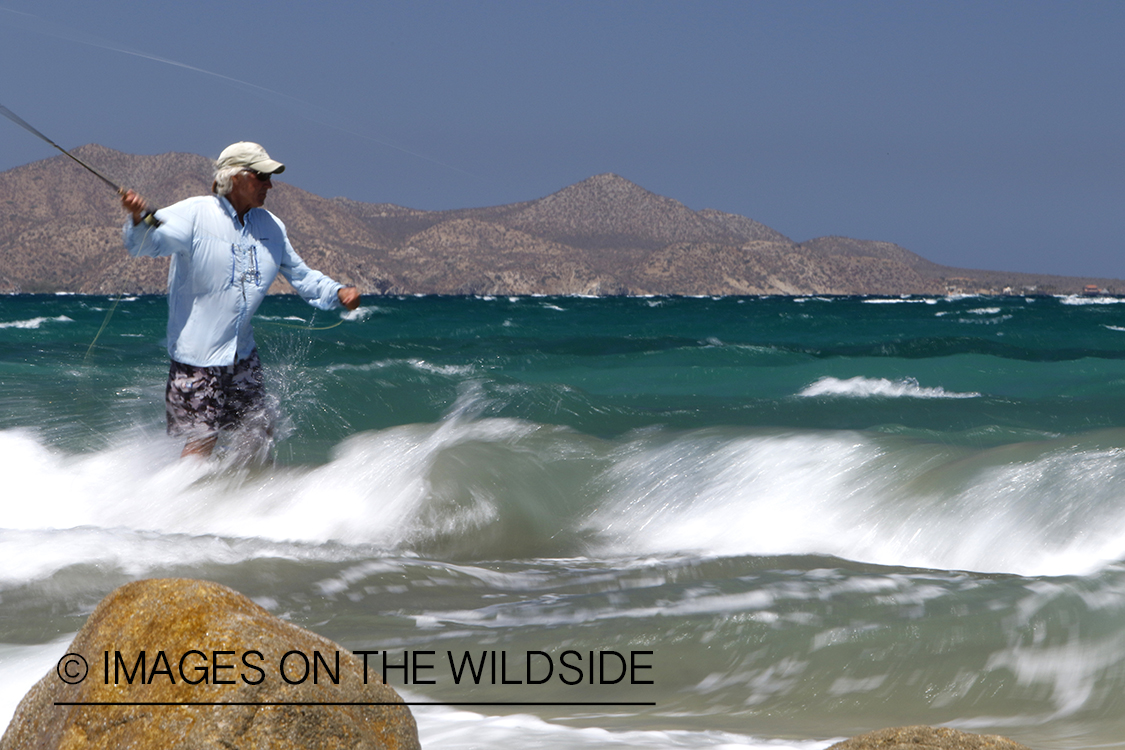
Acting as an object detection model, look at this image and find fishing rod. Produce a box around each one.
[0,102,159,226]
[0,102,163,360]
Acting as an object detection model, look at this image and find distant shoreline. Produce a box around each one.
[5,290,1123,300]
[3,147,1121,297]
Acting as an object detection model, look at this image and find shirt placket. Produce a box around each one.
[232,224,258,361]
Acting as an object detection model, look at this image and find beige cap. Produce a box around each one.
[215,142,285,174]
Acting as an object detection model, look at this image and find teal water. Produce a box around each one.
[4,293,1125,748]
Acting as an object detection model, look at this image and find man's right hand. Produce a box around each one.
[337,286,361,311]
[121,190,149,226]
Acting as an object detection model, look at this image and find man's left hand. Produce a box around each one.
[338,286,361,310]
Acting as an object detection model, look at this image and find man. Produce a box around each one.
[121,141,360,458]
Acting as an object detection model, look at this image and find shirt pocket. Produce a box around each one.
[190,234,238,295]
[253,236,283,289]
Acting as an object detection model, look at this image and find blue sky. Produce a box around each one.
[2,1,1123,278]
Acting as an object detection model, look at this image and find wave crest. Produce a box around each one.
[797,376,980,399]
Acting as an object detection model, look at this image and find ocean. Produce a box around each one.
[3,292,1125,749]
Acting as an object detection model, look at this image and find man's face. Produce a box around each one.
[229,169,273,212]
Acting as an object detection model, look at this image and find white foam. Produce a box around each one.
[585,429,1125,577]
[1060,295,1125,305]
[0,637,72,731]
[0,412,541,554]
[410,699,838,749]
[0,315,73,329]
[0,527,378,585]
[327,358,475,377]
[980,575,1125,720]
[862,297,938,305]
[5,415,1125,581]
[342,305,380,321]
[797,376,980,399]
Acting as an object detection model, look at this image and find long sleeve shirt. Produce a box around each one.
[123,194,344,367]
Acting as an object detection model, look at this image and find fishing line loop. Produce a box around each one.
[83,221,158,362]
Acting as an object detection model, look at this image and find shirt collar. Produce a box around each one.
[217,194,238,220]
[216,194,257,227]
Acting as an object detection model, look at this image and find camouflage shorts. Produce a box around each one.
[165,350,266,438]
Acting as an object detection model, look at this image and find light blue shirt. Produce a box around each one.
[123,194,344,367]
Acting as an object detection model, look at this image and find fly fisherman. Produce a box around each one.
[120,142,361,459]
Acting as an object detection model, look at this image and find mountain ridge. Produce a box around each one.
[0,145,1116,296]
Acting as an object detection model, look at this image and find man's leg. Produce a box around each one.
[181,434,219,458]
[166,360,223,459]
[221,350,273,460]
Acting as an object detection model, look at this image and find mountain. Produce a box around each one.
[0,145,1117,296]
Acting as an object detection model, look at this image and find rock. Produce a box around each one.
[826,725,1033,750]
[1,579,420,750]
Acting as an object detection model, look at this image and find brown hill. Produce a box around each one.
[0,145,1118,296]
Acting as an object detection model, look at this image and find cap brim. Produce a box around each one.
[248,159,285,175]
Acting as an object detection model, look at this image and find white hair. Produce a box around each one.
[212,165,244,196]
